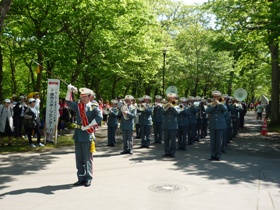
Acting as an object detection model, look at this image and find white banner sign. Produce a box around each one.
[45,79,60,134]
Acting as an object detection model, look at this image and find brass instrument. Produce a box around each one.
[233,88,248,102]
[179,104,185,111]
[121,101,129,120]
[163,99,177,110]
[212,96,224,106]
[137,103,146,111]
[103,107,110,115]
[153,102,162,107]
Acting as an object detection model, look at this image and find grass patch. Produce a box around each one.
[267,122,280,133]
[0,133,74,155]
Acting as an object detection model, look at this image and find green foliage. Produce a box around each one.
[0,0,276,107]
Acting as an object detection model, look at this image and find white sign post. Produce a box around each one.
[45,79,60,144]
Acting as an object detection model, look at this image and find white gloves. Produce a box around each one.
[65,84,77,101]
[67,84,77,93]
[81,119,98,131]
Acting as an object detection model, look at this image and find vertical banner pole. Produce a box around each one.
[45,79,60,144]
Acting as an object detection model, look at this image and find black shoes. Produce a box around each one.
[120,150,133,155]
[73,180,85,186]
[139,146,150,148]
[107,144,115,147]
[209,157,221,161]
[73,180,92,187]
[162,154,175,158]
[84,180,91,187]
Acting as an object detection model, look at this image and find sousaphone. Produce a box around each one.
[233,88,247,102]
[166,86,178,97]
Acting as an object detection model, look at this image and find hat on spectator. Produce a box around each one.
[4,99,11,103]
[28,98,36,103]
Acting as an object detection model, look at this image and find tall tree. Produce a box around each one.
[207,0,280,124]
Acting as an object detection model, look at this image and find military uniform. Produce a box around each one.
[177,98,190,151]
[120,95,136,154]
[188,99,199,145]
[107,100,119,146]
[206,91,227,161]
[162,98,179,157]
[152,95,163,143]
[139,102,153,148]
[66,86,102,187]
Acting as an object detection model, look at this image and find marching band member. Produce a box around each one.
[139,95,153,148]
[177,97,190,151]
[107,99,119,147]
[188,96,199,145]
[65,85,102,187]
[206,90,227,161]
[221,94,231,153]
[135,97,143,139]
[200,98,208,138]
[152,95,163,144]
[162,93,179,158]
[120,95,136,155]
[195,96,202,142]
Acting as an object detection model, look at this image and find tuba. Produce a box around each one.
[233,88,247,102]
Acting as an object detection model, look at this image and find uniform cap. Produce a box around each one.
[188,96,195,101]
[179,97,187,102]
[138,97,144,102]
[79,88,94,96]
[167,93,177,98]
[212,90,221,96]
[19,96,25,100]
[195,96,201,100]
[155,95,162,100]
[142,95,151,100]
[222,94,229,98]
[124,95,134,100]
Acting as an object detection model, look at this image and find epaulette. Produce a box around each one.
[91,102,99,107]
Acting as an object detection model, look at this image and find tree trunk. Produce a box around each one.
[35,50,43,92]
[0,46,3,101]
[269,43,280,124]
[0,0,13,34]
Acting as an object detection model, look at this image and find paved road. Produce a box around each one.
[0,112,279,210]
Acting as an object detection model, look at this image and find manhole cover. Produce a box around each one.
[148,184,186,193]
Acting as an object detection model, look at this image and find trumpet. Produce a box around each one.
[153,102,162,107]
[212,96,224,106]
[163,99,177,110]
[103,107,110,115]
[137,103,146,111]
[178,104,185,110]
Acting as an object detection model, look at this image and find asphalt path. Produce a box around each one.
[0,111,279,210]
